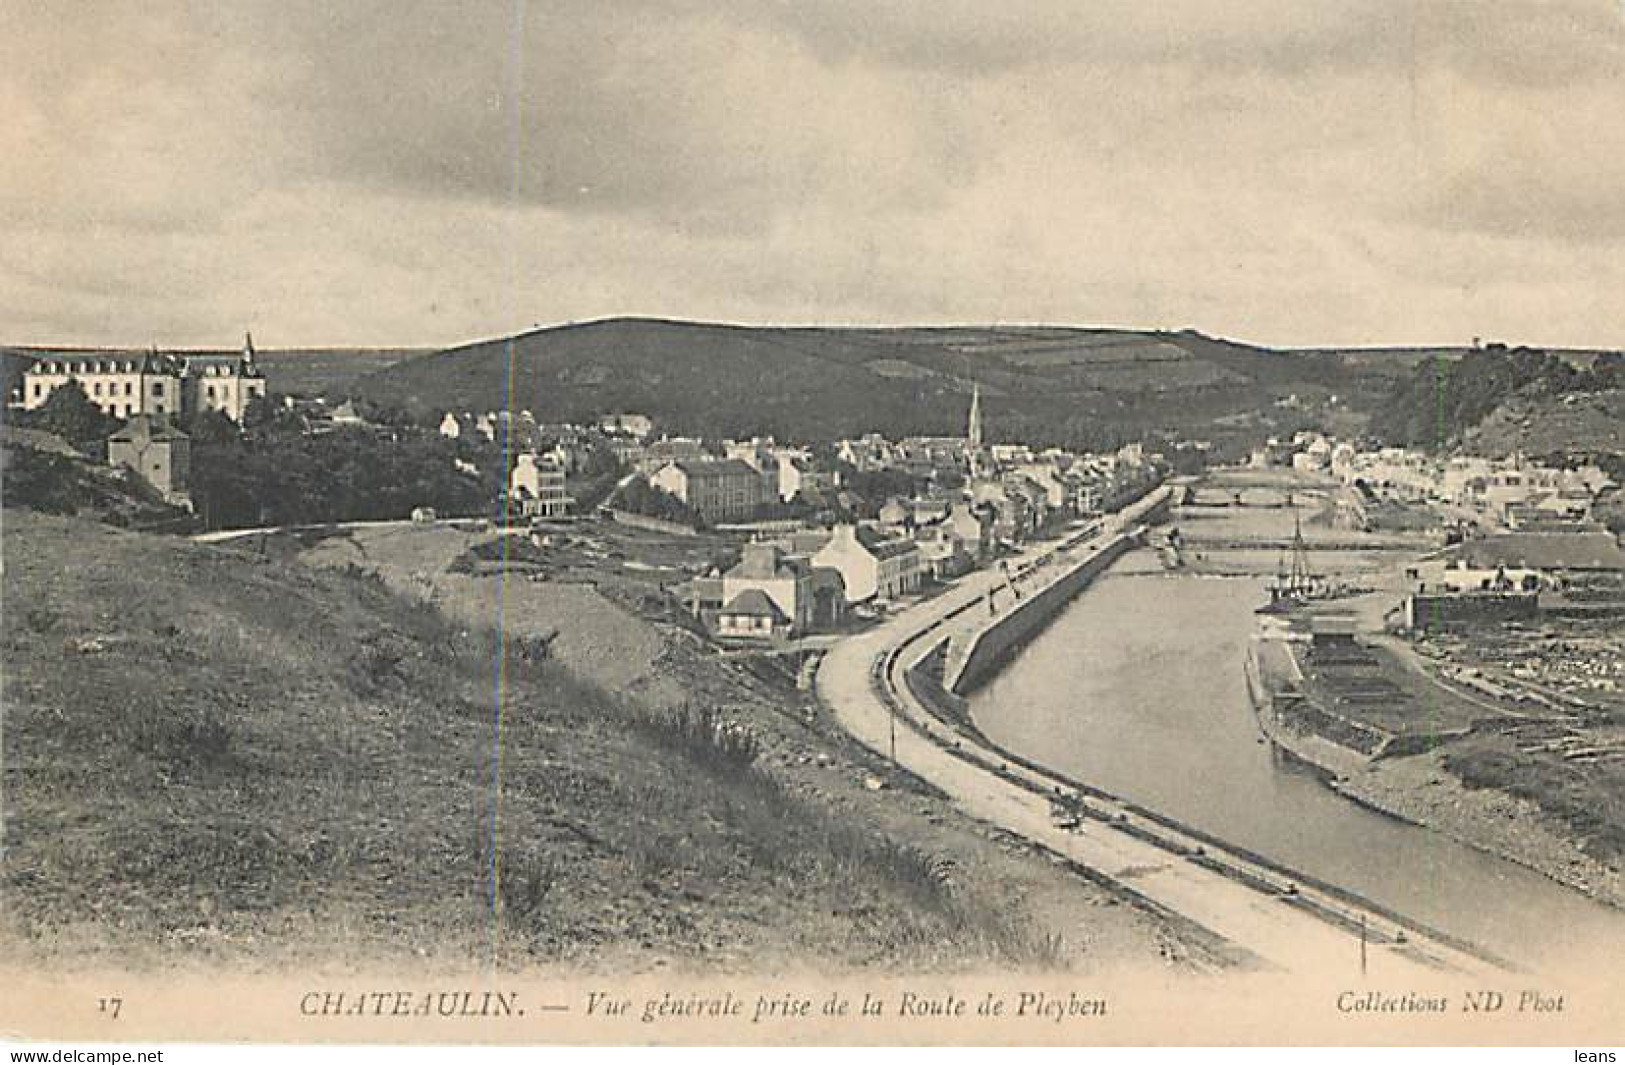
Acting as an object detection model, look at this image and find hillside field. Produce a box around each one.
[349,318,1405,448]
[0,511,1187,972]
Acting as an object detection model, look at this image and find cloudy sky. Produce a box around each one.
[3,1,1623,349]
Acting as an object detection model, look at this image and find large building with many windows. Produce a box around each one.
[14,333,268,422]
[184,337,268,421]
[510,453,573,519]
[18,349,184,420]
[649,459,765,523]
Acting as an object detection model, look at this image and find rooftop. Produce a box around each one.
[853,525,920,560]
[108,415,189,443]
[26,350,177,374]
[727,543,805,580]
[719,589,788,621]
[671,459,760,479]
[1457,532,1625,572]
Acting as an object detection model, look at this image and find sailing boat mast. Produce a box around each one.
[1288,510,1313,596]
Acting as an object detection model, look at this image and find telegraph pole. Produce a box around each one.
[889,696,897,764]
[1360,915,1368,976]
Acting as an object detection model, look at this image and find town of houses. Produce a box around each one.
[6,351,1162,647]
[438,384,1169,647]
[1250,428,1618,541]
[1244,429,1625,639]
[10,345,1623,656]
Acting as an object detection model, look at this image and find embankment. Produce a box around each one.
[943,484,1171,696]
[1243,641,1625,911]
[948,531,1143,696]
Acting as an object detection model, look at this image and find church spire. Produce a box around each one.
[242,330,256,366]
[968,381,982,449]
[967,381,984,478]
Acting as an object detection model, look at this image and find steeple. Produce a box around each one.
[966,381,984,478]
[242,330,256,367]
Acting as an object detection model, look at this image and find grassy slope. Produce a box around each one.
[1445,735,1625,865]
[349,317,1393,442]
[1464,388,1625,457]
[0,511,1062,972]
[251,348,432,397]
[356,319,964,440]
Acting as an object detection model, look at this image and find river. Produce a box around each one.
[968,534,1625,971]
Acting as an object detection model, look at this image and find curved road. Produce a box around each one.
[815,494,1504,978]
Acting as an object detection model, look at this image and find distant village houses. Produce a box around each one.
[598,412,654,440]
[720,437,838,505]
[1250,433,1617,536]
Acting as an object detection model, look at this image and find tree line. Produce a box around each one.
[1371,346,1624,451]
[8,380,509,529]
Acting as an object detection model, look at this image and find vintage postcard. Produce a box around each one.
[2,0,1623,1049]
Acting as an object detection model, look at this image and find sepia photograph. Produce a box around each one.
[2,0,1624,1050]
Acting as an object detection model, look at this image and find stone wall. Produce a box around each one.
[1404,592,1537,631]
[604,507,700,537]
[902,637,976,732]
[948,530,1141,696]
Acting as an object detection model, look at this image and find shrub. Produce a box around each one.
[498,860,557,925]
[23,607,58,634]
[632,705,761,776]
[3,447,84,514]
[127,702,234,771]
[449,535,550,575]
[349,634,408,693]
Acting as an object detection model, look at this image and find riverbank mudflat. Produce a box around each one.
[1246,665,1625,912]
[1330,753,1625,912]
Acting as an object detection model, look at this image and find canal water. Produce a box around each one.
[968,545,1625,971]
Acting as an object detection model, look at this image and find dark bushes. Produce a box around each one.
[631,705,761,776]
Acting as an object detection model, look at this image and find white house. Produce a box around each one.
[715,589,790,641]
[599,412,654,439]
[811,524,924,603]
[721,543,813,634]
[511,453,572,519]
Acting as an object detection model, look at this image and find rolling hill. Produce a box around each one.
[14,322,1617,454]
[1367,344,1625,455]
[349,317,1414,449]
